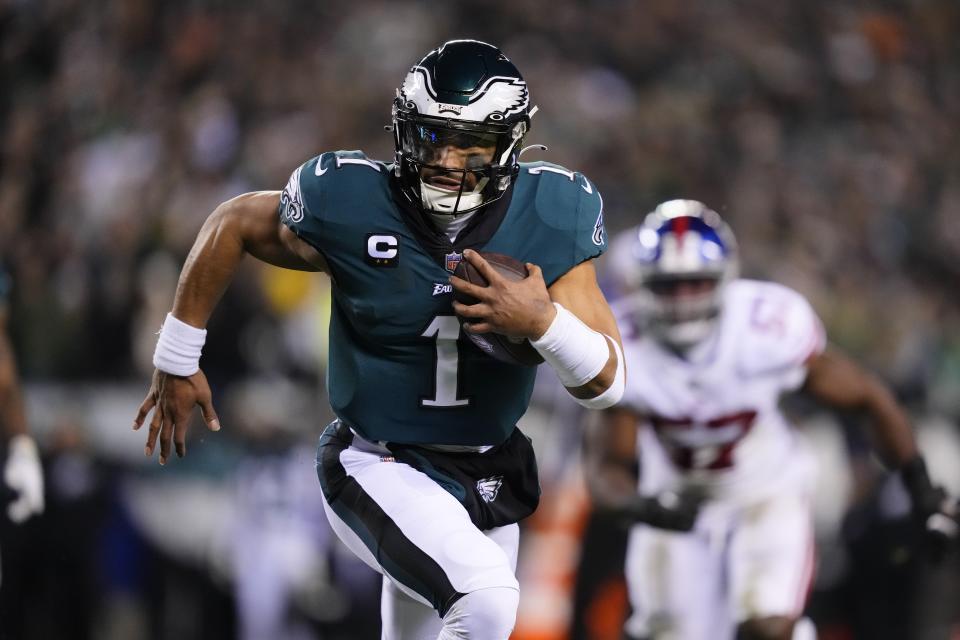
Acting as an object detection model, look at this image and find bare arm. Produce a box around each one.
[583,407,702,531]
[172,190,327,327]
[547,259,624,398]
[805,348,960,549]
[451,252,624,403]
[583,407,641,510]
[802,347,917,468]
[134,190,328,464]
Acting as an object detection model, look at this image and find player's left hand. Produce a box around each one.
[901,456,959,560]
[450,249,556,339]
[617,490,705,532]
[4,434,44,523]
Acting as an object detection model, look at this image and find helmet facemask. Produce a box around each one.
[643,275,726,349]
[393,107,527,216]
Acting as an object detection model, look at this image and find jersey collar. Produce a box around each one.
[389,172,515,269]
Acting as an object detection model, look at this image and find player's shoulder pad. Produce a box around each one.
[299,150,388,204]
[520,161,607,259]
[280,150,388,231]
[730,279,826,377]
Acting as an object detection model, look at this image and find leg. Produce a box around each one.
[436,586,519,640]
[378,526,519,640]
[730,491,815,640]
[317,423,519,639]
[736,616,816,640]
[622,515,729,640]
[736,617,795,640]
[381,578,444,640]
[434,524,519,639]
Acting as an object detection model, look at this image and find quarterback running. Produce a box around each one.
[133,40,624,640]
[587,200,957,640]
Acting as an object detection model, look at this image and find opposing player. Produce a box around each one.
[0,268,43,532]
[133,40,624,639]
[586,200,957,640]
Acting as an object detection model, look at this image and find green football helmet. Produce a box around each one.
[392,40,534,217]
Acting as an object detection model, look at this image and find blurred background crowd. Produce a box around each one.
[1,0,959,638]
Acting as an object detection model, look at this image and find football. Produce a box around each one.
[453,252,545,367]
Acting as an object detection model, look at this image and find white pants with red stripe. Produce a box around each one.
[624,488,815,640]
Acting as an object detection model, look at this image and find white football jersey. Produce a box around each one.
[619,279,826,503]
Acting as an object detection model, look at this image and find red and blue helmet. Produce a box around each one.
[610,200,738,348]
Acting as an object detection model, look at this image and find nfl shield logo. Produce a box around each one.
[445,251,463,272]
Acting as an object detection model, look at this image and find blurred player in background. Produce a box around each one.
[586,200,958,640]
[0,263,44,633]
[0,265,44,537]
[132,39,624,640]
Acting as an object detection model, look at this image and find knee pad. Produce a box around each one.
[438,586,519,640]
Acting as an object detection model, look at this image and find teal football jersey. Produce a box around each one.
[280,151,606,446]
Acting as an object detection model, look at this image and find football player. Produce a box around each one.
[1,267,43,533]
[0,266,44,634]
[586,200,957,640]
[133,40,624,639]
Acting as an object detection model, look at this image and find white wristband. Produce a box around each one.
[574,337,625,410]
[152,313,206,376]
[530,303,609,388]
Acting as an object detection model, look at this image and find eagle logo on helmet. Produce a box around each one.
[400,67,530,122]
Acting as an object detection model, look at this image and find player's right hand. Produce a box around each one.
[451,249,556,340]
[133,369,221,465]
[621,491,704,532]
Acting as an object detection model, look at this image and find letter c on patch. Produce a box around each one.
[365,234,400,267]
[367,234,398,259]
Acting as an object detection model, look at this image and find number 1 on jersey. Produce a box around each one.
[421,315,469,407]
